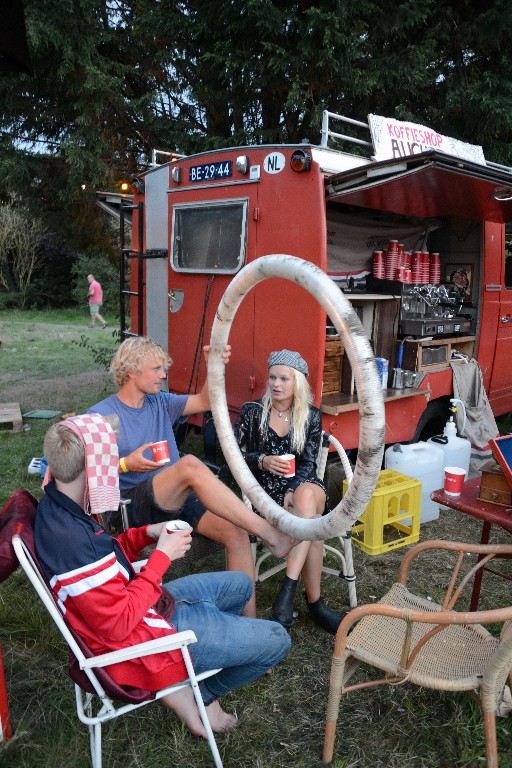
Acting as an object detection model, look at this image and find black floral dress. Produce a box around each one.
[233,400,326,507]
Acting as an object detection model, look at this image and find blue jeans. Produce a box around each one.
[164,571,291,704]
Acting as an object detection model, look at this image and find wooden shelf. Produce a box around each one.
[401,335,475,372]
[321,387,428,415]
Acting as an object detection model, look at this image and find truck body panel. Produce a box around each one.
[123,126,512,451]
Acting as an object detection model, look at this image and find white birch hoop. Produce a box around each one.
[208,254,385,540]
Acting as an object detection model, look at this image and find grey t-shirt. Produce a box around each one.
[88,393,188,491]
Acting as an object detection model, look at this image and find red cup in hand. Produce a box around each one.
[280,454,295,477]
[151,440,170,464]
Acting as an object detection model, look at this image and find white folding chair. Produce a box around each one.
[248,432,357,607]
[12,528,224,768]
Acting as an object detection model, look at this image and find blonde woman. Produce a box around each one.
[234,350,346,634]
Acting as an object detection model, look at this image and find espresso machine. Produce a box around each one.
[399,284,474,337]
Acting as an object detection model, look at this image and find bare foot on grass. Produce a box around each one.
[206,699,239,733]
[162,687,207,738]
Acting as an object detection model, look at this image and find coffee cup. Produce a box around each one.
[165,520,191,533]
[444,466,466,496]
[280,454,295,477]
[151,440,170,464]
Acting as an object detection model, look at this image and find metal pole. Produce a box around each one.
[137,201,144,336]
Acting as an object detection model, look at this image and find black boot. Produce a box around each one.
[305,594,347,635]
[271,576,298,628]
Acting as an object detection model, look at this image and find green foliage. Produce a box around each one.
[0,291,23,310]
[25,233,78,308]
[72,330,122,370]
[1,3,512,312]
[0,205,47,307]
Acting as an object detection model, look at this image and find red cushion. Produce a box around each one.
[13,502,155,705]
[0,489,37,581]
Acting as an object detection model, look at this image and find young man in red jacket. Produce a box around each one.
[35,414,291,737]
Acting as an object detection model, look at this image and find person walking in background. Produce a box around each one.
[87,273,108,328]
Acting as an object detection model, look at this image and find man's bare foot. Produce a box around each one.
[263,525,300,559]
[162,687,207,738]
[206,699,239,733]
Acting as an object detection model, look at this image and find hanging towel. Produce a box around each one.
[42,413,120,516]
[450,359,499,449]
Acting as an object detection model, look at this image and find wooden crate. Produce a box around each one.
[322,337,344,396]
[0,403,22,433]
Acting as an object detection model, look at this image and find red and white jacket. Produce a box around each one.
[35,481,187,690]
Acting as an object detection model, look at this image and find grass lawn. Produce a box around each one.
[0,310,511,768]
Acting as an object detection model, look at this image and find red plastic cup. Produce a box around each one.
[280,454,295,477]
[444,466,466,496]
[165,519,190,533]
[151,440,170,464]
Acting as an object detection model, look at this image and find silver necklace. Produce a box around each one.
[273,405,291,422]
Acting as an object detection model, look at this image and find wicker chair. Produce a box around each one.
[323,539,512,768]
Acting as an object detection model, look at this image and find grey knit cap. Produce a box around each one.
[268,349,309,377]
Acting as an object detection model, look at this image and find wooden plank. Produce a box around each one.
[0,403,23,433]
[321,388,428,415]
[373,298,400,367]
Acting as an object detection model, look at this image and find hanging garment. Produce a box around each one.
[450,359,499,474]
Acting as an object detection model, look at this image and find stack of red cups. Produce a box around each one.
[430,252,441,284]
[411,251,422,283]
[373,250,385,278]
[385,240,399,280]
[420,252,430,283]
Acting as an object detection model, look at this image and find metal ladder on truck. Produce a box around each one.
[119,199,143,340]
[118,200,168,340]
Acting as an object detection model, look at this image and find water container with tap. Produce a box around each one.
[427,399,471,480]
[384,441,445,523]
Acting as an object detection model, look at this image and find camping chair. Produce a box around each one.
[323,539,512,767]
[247,432,357,608]
[117,496,227,575]
[11,514,224,768]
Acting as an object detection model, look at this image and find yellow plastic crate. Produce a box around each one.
[343,469,421,555]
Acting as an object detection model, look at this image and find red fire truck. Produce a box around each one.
[117,112,512,464]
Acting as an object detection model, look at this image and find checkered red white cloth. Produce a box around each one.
[43,414,120,516]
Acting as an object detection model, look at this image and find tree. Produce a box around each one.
[1,0,512,255]
[0,205,46,307]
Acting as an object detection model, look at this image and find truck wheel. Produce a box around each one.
[207,254,385,541]
[412,397,451,442]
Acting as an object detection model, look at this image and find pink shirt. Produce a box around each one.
[88,280,103,304]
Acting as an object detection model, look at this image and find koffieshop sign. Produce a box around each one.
[368,114,486,165]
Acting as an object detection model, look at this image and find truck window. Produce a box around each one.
[171,199,248,273]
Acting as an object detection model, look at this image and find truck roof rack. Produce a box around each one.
[150,149,186,167]
[320,110,373,151]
